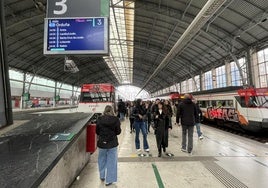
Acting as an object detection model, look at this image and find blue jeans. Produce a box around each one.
[98,147,118,184]
[195,123,202,137]
[119,113,125,121]
[144,120,148,134]
[134,121,149,150]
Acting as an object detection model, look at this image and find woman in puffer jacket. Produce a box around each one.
[96,105,121,186]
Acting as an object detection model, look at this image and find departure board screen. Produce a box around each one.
[43,17,108,55]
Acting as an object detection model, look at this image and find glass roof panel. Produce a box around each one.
[104,0,134,84]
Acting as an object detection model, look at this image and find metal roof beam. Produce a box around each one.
[137,0,227,96]
[182,0,193,20]
[135,1,248,47]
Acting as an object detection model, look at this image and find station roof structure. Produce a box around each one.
[4,0,268,94]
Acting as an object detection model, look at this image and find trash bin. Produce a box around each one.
[86,123,97,153]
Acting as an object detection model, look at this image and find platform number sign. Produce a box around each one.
[46,0,108,18]
[45,0,109,55]
[53,0,67,15]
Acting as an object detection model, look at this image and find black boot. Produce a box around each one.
[158,148,161,157]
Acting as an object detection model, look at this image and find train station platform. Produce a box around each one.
[71,119,268,188]
[0,109,93,188]
[12,105,77,113]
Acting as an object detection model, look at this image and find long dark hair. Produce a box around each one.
[159,102,168,115]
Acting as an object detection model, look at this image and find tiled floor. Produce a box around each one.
[71,118,268,188]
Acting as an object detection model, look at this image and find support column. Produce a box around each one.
[21,72,26,109]
[53,81,57,107]
[225,60,232,86]
[246,48,254,87]
[71,85,74,106]
[212,68,217,89]
[200,72,204,91]
[251,48,260,88]
[0,0,13,127]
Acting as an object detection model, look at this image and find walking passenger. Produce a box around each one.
[151,98,160,133]
[117,99,126,121]
[129,101,135,133]
[147,101,153,132]
[154,102,172,157]
[164,100,173,129]
[192,98,203,140]
[144,101,150,134]
[132,99,150,152]
[176,94,197,154]
[96,105,121,186]
[152,99,160,115]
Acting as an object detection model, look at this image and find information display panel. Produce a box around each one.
[44,17,108,55]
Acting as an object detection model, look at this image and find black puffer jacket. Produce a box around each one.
[118,101,126,113]
[132,105,146,122]
[176,98,197,126]
[96,115,121,149]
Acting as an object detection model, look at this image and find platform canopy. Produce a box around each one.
[4,0,268,93]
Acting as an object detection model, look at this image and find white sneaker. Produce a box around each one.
[199,135,203,140]
[136,149,141,152]
[181,148,187,152]
[145,148,150,152]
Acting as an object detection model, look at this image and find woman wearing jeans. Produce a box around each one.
[132,99,150,152]
[192,98,203,140]
[96,105,121,186]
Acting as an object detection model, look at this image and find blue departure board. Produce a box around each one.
[43,17,108,55]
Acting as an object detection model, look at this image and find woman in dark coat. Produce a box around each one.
[129,101,135,133]
[96,105,121,186]
[154,102,172,157]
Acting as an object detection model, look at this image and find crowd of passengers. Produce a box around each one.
[119,99,175,134]
[117,97,203,153]
[118,99,192,130]
[96,95,203,186]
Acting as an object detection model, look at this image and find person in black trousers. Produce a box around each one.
[176,94,197,154]
[154,102,172,157]
[129,101,135,133]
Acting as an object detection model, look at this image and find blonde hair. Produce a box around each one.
[184,93,191,99]
[103,105,115,116]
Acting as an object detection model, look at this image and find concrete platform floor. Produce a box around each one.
[71,118,268,188]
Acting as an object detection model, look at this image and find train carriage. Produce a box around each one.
[78,83,115,114]
[192,87,268,132]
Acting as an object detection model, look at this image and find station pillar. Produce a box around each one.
[0,0,13,127]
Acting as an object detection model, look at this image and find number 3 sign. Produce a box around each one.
[53,0,67,15]
[46,0,104,18]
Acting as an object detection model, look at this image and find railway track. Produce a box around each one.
[203,121,268,144]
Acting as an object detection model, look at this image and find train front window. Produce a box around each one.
[80,92,112,102]
[256,96,268,108]
[248,96,258,107]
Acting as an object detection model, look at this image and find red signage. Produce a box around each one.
[81,83,114,92]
